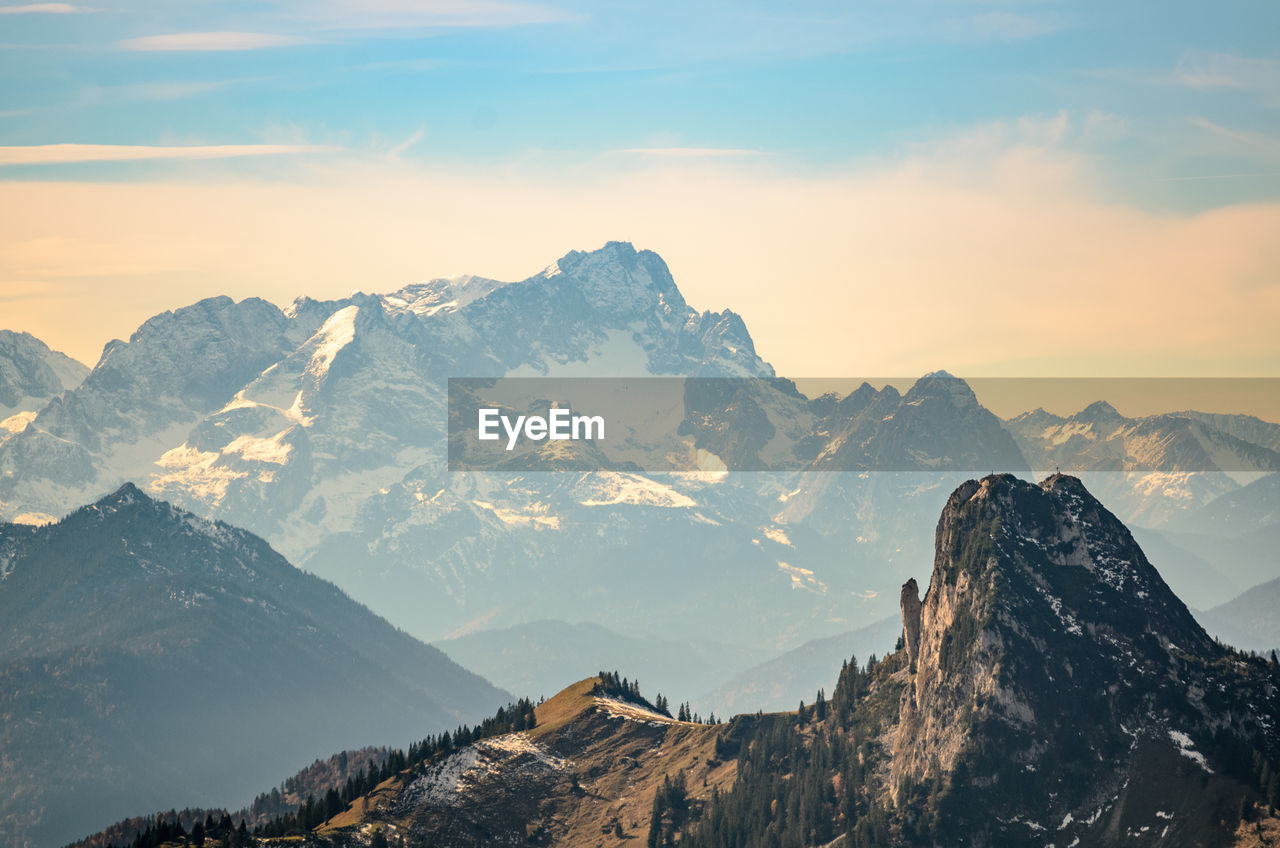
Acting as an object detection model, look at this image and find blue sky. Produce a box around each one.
[3,0,1277,202]
[1,1,1278,376]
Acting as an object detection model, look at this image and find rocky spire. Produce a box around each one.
[900,577,922,674]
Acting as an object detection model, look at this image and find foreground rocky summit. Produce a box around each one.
[888,474,1277,844]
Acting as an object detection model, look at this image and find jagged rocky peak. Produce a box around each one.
[888,472,1273,842]
[84,294,292,413]
[73,480,218,539]
[1073,398,1127,425]
[0,330,87,416]
[105,480,145,505]
[380,274,508,317]
[904,369,979,405]
[546,240,688,318]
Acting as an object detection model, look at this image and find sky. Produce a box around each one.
[0,0,1278,377]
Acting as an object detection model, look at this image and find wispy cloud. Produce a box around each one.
[614,147,766,158]
[0,143,340,166]
[1190,117,1280,164]
[117,32,312,52]
[354,57,445,73]
[0,3,94,14]
[80,81,230,103]
[303,0,574,30]
[1081,110,1128,142]
[1175,51,1279,91]
[942,11,1066,43]
[388,126,425,158]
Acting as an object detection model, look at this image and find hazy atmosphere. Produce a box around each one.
[3,4,1280,848]
[2,0,1278,376]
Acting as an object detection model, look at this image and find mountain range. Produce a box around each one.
[2,243,1279,840]
[70,474,1280,847]
[2,244,1276,669]
[0,330,87,421]
[0,485,508,848]
[343,474,1280,846]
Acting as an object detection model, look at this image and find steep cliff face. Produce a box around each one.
[0,330,87,419]
[888,474,1277,845]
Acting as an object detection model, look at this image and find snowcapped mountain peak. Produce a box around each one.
[1075,399,1123,420]
[306,304,359,379]
[904,370,979,406]
[382,274,508,317]
[543,241,688,319]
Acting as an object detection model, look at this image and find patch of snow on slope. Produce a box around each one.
[579,472,696,508]
[778,561,827,593]
[383,275,506,317]
[1042,421,1096,446]
[153,444,243,501]
[225,430,293,465]
[506,326,652,377]
[152,430,295,502]
[306,304,359,379]
[1,410,37,435]
[396,733,566,810]
[763,527,792,546]
[695,449,728,473]
[595,695,677,726]
[1168,729,1213,772]
[472,500,561,529]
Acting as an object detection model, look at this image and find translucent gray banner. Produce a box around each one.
[447,376,1280,472]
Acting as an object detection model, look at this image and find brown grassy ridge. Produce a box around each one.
[312,675,738,847]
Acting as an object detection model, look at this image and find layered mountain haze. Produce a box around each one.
[1196,578,1280,655]
[463,476,1280,846]
[0,242,1277,666]
[437,620,772,708]
[71,474,1278,848]
[1178,472,1280,538]
[0,244,1009,654]
[1007,401,1280,526]
[696,614,902,715]
[0,485,508,848]
[0,332,88,523]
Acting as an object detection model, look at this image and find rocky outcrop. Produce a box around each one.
[0,330,86,418]
[885,474,1276,845]
[899,577,921,673]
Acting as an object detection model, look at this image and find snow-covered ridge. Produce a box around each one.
[396,733,568,810]
[594,695,678,726]
[577,472,696,509]
[306,304,359,379]
[381,275,507,317]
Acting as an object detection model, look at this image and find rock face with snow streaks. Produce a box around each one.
[885,474,1279,846]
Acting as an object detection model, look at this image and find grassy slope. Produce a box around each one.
[315,676,736,847]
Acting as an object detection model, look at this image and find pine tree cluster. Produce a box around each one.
[678,652,902,848]
[124,813,247,848]
[592,670,672,717]
[255,698,537,837]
